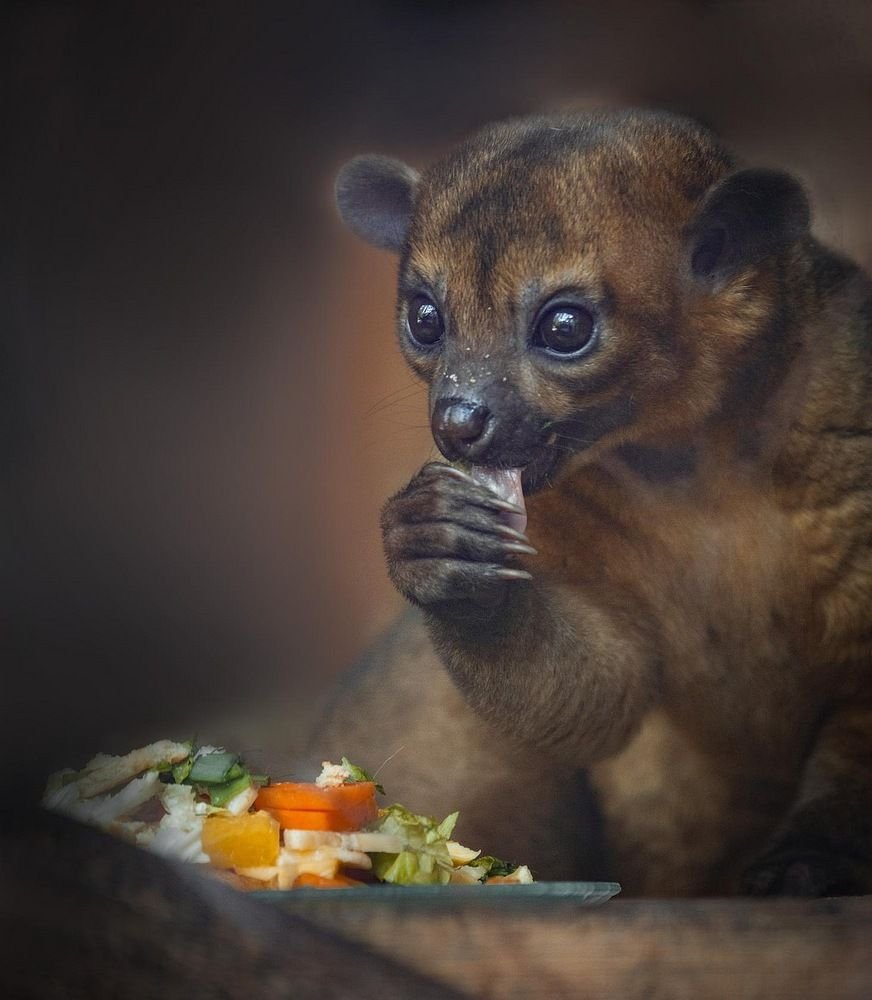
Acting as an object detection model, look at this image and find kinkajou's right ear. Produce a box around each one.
[335,155,419,253]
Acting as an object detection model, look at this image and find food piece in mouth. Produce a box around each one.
[466,466,527,534]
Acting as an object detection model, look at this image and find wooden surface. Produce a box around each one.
[291,892,872,999]
[3,810,871,999]
[0,810,463,1000]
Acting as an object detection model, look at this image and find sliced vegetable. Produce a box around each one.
[282,829,345,849]
[235,866,279,883]
[165,746,268,807]
[372,849,453,886]
[446,840,481,865]
[188,751,239,784]
[207,772,252,808]
[73,740,191,799]
[486,865,533,884]
[450,864,486,884]
[255,781,377,813]
[44,747,537,892]
[201,811,280,869]
[171,757,193,784]
[368,804,459,886]
[151,784,209,864]
[373,804,458,843]
[341,831,405,854]
[267,808,365,832]
[256,781,378,832]
[468,854,520,879]
[151,740,194,776]
[293,872,367,889]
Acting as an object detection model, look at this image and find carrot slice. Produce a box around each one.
[266,807,376,832]
[256,782,378,832]
[266,809,346,831]
[293,872,366,889]
[255,781,376,813]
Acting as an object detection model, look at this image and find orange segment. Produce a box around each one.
[201,810,280,869]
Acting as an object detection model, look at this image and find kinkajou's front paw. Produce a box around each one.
[741,846,871,897]
[381,463,535,612]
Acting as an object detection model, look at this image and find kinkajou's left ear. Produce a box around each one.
[685,168,810,286]
[335,155,420,254]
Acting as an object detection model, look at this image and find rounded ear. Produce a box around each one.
[335,155,420,253]
[685,168,810,285]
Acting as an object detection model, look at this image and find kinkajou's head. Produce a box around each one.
[336,111,810,496]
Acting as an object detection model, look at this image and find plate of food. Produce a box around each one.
[42,739,620,906]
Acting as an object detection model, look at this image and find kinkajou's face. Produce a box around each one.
[337,112,809,494]
[394,117,724,494]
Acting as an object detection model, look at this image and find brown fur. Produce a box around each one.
[322,111,872,896]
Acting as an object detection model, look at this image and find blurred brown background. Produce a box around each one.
[5,0,872,791]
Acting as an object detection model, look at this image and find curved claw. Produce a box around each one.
[494,568,533,582]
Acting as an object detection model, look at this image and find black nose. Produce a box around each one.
[431,397,492,460]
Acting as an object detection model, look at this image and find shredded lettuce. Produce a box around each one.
[150,784,209,863]
[367,802,521,884]
[368,804,459,885]
[151,740,194,779]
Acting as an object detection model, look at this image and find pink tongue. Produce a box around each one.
[468,467,527,534]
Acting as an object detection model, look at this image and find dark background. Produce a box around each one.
[5,0,872,792]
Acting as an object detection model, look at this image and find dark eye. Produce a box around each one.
[407,295,444,347]
[534,304,596,356]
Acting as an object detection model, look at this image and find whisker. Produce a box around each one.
[366,390,428,419]
[373,745,406,778]
[380,420,432,430]
[364,376,422,405]
[364,381,426,418]
[555,430,598,447]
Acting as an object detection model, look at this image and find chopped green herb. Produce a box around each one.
[206,772,253,807]
[171,757,193,784]
[468,855,518,879]
[188,751,239,784]
[224,762,245,781]
[340,757,385,795]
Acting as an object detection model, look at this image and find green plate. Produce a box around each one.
[252,881,621,908]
